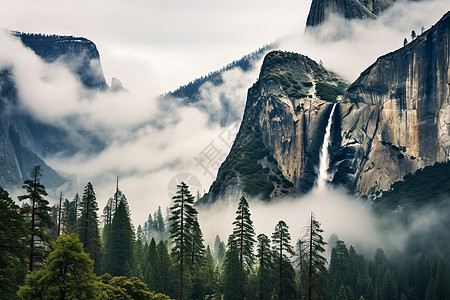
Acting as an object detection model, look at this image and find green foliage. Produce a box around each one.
[76,182,102,274]
[0,187,27,298]
[212,127,274,200]
[169,182,203,300]
[18,165,54,271]
[232,196,256,271]
[62,193,79,234]
[315,81,346,101]
[376,161,450,211]
[214,234,226,263]
[104,200,135,277]
[98,273,173,300]
[256,234,273,300]
[272,220,295,300]
[223,237,244,300]
[17,234,98,299]
[299,213,328,299]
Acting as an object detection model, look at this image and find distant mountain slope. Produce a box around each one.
[168,44,273,101]
[164,44,275,126]
[0,32,110,190]
[15,32,108,90]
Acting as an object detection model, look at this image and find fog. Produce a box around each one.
[199,185,450,259]
[0,0,448,240]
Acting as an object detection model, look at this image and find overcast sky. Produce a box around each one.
[0,0,449,238]
[0,0,310,93]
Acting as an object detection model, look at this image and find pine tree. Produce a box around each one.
[272,220,296,300]
[301,213,328,300]
[17,234,98,299]
[214,234,226,263]
[169,182,198,300]
[256,233,273,300]
[134,237,146,279]
[204,245,218,296]
[0,187,27,298]
[232,196,256,271]
[76,182,103,274]
[104,200,135,277]
[329,240,350,296]
[223,236,244,300]
[188,215,205,267]
[380,269,398,300]
[18,166,54,271]
[157,240,172,295]
[156,206,165,234]
[435,260,449,299]
[144,238,161,292]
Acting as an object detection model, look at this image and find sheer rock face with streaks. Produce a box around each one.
[332,11,450,197]
[306,0,396,27]
[200,51,348,204]
[202,12,450,204]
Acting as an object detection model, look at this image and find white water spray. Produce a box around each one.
[317,103,337,189]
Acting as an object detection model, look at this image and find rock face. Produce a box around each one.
[202,11,450,204]
[200,51,348,204]
[17,33,108,90]
[332,11,450,197]
[0,33,109,189]
[306,0,395,27]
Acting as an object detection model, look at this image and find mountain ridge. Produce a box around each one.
[202,10,450,204]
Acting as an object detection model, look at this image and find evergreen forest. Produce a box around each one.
[1,165,450,300]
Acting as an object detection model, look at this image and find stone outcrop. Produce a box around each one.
[200,51,348,204]
[202,11,450,204]
[306,0,395,27]
[332,11,450,197]
[16,33,108,90]
[0,33,109,189]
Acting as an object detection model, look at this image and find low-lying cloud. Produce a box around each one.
[1,0,448,233]
[199,185,450,258]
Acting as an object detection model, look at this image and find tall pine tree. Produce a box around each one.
[0,187,27,298]
[223,236,244,300]
[104,200,135,277]
[301,213,328,300]
[256,233,273,300]
[272,220,296,300]
[76,182,103,274]
[232,196,256,271]
[18,166,54,271]
[169,182,198,300]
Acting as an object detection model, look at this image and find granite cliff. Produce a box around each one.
[202,11,450,204]
[332,11,450,197]
[0,33,109,189]
[200,51,348,204]
[306,0,395,27]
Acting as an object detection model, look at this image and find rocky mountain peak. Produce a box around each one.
[334,10,450,197]
[306,0,395,27]
[14,32,108,90]
[200,51,348,204]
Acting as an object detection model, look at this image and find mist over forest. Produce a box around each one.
[0,0,449,299]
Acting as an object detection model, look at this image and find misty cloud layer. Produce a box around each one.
[0,0,448,242]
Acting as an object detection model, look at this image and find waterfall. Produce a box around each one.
[317,103,337,189]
